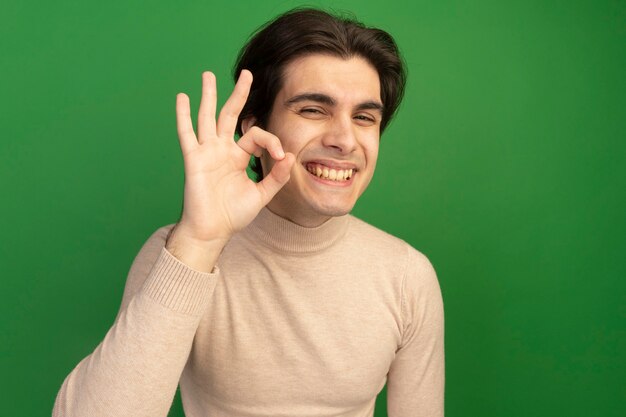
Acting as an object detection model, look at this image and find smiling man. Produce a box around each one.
[249,54,381,226]
[53,8,444,417]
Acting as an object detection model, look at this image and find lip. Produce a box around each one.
[302,159,359,171]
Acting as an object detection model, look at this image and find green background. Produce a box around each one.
[1,0,624,416]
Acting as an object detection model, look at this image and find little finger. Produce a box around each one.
[176,93,198,154]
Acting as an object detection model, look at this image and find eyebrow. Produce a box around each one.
[285,93,384,114]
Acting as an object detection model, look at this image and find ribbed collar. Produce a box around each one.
[244,207,351,254]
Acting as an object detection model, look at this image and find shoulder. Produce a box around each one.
[347,214,440,294]
[346,214,410,254]
[347,215,434,268]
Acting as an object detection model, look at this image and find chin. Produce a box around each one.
[308,200,355,218]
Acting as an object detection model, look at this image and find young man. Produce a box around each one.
[53,8,444,417]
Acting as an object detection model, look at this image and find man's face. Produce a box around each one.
[260,54,382,227]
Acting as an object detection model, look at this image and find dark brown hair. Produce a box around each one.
[234,8,407,181]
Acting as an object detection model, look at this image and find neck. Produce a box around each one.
[266,201,332,228]
[245,206,350,254]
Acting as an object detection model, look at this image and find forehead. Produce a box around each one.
[279,54,381,103]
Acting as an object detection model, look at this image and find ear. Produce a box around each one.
[241,117,257,135]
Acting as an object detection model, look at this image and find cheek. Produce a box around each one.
[364,138,380,165]
[276,127,315,155]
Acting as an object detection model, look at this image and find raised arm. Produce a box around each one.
[52,70,295,417]
[166,69,294,272]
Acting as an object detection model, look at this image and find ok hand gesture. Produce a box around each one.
[167,70,295,270]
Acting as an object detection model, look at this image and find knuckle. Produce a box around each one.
[223,106,239,117]
[269,132,280,143]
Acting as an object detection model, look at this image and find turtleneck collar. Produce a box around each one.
[244,207,351,254]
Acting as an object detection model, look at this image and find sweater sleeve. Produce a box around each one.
[52,225,219,417]
[386,246,445,417]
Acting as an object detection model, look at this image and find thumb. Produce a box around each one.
[255,153,296,206]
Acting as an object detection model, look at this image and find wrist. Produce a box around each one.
[165,223,229,273]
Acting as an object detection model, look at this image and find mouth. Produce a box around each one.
[303,161,357,183]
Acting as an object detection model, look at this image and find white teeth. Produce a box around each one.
[306,164,355,181]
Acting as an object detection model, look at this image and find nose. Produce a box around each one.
[321,115,358,154]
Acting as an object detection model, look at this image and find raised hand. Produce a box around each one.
[166,70,295,271]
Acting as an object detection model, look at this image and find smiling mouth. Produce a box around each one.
[304,162,356,182]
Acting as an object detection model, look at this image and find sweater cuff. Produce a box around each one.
[141,246,218,316]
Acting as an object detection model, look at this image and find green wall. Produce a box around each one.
[1,0,624,416]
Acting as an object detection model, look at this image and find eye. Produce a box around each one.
[300,107,323,114]
[298,107,326,119]
[354,114,377,124]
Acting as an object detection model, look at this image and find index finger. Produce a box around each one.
[216,69,253,139]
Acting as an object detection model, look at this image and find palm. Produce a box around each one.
[175,71,294,242]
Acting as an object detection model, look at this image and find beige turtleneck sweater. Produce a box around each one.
[52,208,444,416]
